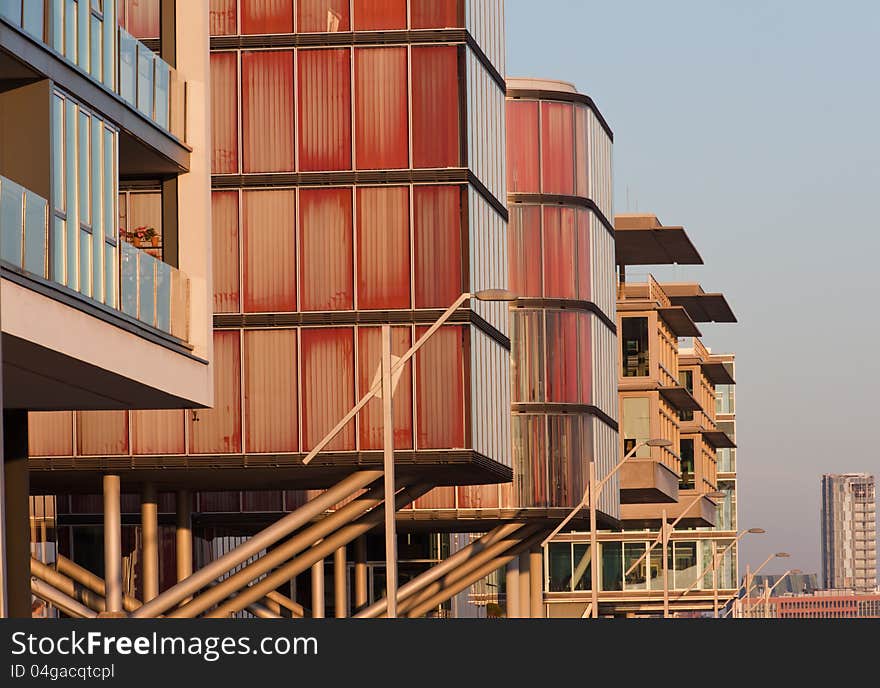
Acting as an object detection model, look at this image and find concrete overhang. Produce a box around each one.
[1,274,210,410]
[619,459,679,504]
[615,214,703,266]
[620,491,718,528]
[660,283,737,323]
[657,306,702,337]
[703,430,736,449]
[658,385,701,412]
[701,360,735,385]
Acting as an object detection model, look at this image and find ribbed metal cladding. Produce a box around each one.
[242,189,297,312]
[244,329,298,453]
[242,50,295,172]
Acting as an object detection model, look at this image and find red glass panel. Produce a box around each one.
[77,411,128,456]
[512,414,547,507]
[209,0,237,35]
[505,100,539,192]
[241,0,293,33]
[413,185,462,308]
[357,327,413,450]
[540,101,575,194]
[242,51,294,172]
[548,415,581,507]
[411,0,460,28]
[356,186,410,309]
[545,312,579,403]
[28,412,73,456]
[507,204,542,298]
[122,0,159,38]
[299,188,353,310]
[242,190,296,312]
[212,191,239,313]
[576,208,591,300]
[354,48,408,169]
[577,314,592,404]
[244,329,298,452]
[542,206,577,298]
[458,484,500,508]
[511,310,544,403]
[132,410,185,454]
[413,487,455,509]
[415,325,464,449]
[575,104,589,197]
[301,328,355,451]
[210,52,238,174]
[190,331,242,453]
[353,0,406,30]
[297,0,349,31]
[297,49,351,171]
[412,46,460,168]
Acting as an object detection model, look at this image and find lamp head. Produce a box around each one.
[706,491,725,500]
[775,552,790,558]
[747,528,766,534]
[646,438,672,448]
[473,289,518,302]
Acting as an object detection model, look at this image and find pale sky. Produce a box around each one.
[506,0,880,577]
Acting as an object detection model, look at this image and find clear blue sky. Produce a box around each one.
[506,0,880,577]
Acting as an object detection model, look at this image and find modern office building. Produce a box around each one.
[820,473,877,592]
[0,0,213,616]
[740,589,880,619]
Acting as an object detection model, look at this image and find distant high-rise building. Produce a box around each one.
[820,474,877,592]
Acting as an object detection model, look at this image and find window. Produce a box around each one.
[242,51,294,172]
[679,439,695,489]
[621,317,649,376]
[241,0,293,34]
[411,46,460,168]
[299,188,353,311]
[297,0,349,32]
[356,187,410,309]
[297,49,351,171]
[679,369,694,422]
[622,397,651,459]
[506,101,539,192]
[242,190,296,312]
[413,185,463,308]
[540,101,574,195]
[354,48,408,169]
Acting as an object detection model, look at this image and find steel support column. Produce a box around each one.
[102,475,123,615]
[141,483,159,602]
[176,489,192,588]
[354,536,368,610]
[505,558,520,618]
[529,546,543,618]
[55,556,141,612]
[334,546,347,618]
[3,410,29,617]
[518,552,530,617]
[311,561,325,618]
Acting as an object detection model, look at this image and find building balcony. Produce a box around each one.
[1,175,208,410]
[619,459,679,504]
[619,489,719,528]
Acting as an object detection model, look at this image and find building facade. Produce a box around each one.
[820,473,877,592]
[0,0,213,616]
[740,590,880,619]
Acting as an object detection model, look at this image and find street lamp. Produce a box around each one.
[720,552,789,618]
[669,526,765,618]
[542,436,672,619]
[300,289,516,618]
[756,568,801,618]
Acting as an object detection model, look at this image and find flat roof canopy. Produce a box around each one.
[701,361,736,385]
[657,306,702,337]
[660,283,737,323]
[704,430,737,449]
[615,214,703,266]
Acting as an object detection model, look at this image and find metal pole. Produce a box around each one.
[102,474,123,615]
[334,546,347,618]
[381,325,398,618]
[354,536,368,610]
[30,558,107,613]
[175,489,192,601]
[662,508,669,619]
[505,558,520,618]
[30,578,98,619]
[713,551,719,618]
[529,546,543,618]
[55,556,141,612]
[204,484,432,618]
[311,560,324,618]
[589,461,599,618]
[141,483,159,602]
[134,470,381,617]
[744,563,750,618]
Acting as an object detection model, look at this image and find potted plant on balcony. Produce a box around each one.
[121,225,159,248]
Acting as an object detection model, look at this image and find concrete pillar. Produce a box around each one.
[505,558,520,618]
[3,410,30,618]
[354,536,367,610]
[176,489,192,584]
[334,546,347,618]
[102,475,123,614]
[518,552,530,617]
[141,483,159,602]
[311,560,325,618]
[529,546,543,618]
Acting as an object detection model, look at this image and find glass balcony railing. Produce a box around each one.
[0,176,190,343]
[0,0,185,140]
